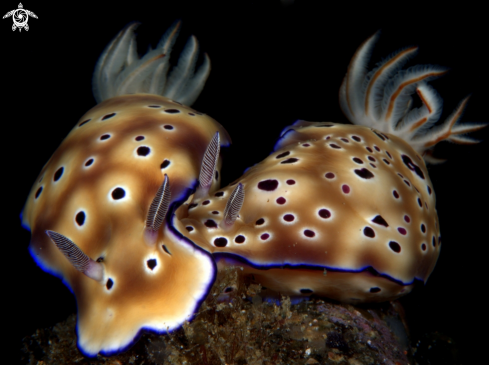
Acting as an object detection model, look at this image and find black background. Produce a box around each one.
[6,0,487,362]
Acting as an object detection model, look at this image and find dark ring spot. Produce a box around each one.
[106,278,113,290]
[255,218,265,225]
[214,237,228,247]
[318,209,331,219]
[283,214,295,222]
[164,109,180,114]
[371,215,388,227]
[111,187,126,200]
[300,289,313,294]
[161,159,170,169]
[75,211,86,226]
[78,119,91,127]
[135,136,145,141]
[354,168,374,179]
[53,167,64,182]
[235,235,246,244]
[204,219,217,228]
[137,146,151,156]
[257,179,278,191]
[281,158,299,164]
[286,179,296,185]
[35,186,43,199]
[163,125,174,130]
[363,227,375,238]
[304,229,315,238]
[101,113,116,121]
[389,241,401,253]
[147,259,157,270]
[85,158,94,167]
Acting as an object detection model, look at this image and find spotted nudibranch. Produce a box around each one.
[22,22,230,356]
[177,32,486,303]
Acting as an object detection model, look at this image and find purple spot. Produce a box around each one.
[101,113,116,120]
[398,227,407,235]
[283,214,295,222]
[352,136,361,142]
[372,130,386,141]
[276,151,290,159]
[281,158,299,164]
[35,186,43,199]
[370,163,376,168]
[354,168,374,179]
[398,173,404,178]
[372,215,388,227]
[205,219,218,228]
[276,197,286,205]
[260,233,270,240]
[374,146,381,152]
[389,241,401,253]
[363,227,375,238]
[368,156,376,162]
[258,179,279,191]
[341,138,349,143]
[421,243,427,251]
[393,190,400,199]
[404,215,411,223]
[256,218,265,225]
[135,136,145,141]
[302,143,310,147]
[318,209,331,219]
[286,179,296,185]
[161,159,170,169]
[214,237,228,247]
[235,235,245,244]
[353,157,363,164]
[366,147,373,153]
[325,172,335,179]
[137,146,151,156]
[342,184,351,194]
[304,229,315,237]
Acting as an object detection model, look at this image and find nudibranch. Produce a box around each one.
[177,33,485,303]
[21,22,230,356]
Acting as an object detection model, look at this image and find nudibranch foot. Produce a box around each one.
[339,32,487,161]
[92,21,210,105]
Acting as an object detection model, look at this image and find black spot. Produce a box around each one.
[372,129,386,141]
[75,211,86,226]
[316,124,333,127]
[96,257,104,262]
[383,159,390,165]
[164,109,180,114]
[257,179,278,191]
[186,226,194,232]
[283,214,295,222]
[386,151,393,159]
[302,143,310,147]
[366,147,373,153]
[214,237,228,247]
[304,229,315,237]
[421,243,427,251]
[329,144,341,149]
[370,287,381,293]
[148,105,161,108]
[363,227,375,238]
[325,172,335,179]
[255,218,265,225]
[389,241,401,253]
[318,209,331,219]
[188,203,198,210]
[404,180,411,187]
[161,159,170,169]
[368,156,376,162]
[215,170,219,180]
[212,210,219,215]
[372,215,389,227]
[286,179,296,185]
[281,158,299,164]
[427,185,432,195]
[147,259,157,270]
[85,158,94,167]
[401,155,425,179]
[393,190,400,199]
[421,224,426,233]
[300,289,313,294]
[188,112,195,116]
[135,136,145,141]
[111,187,126,200]
[163,125,174,130]
[276,151,290,159]
[101,113,116,120]
[35,186,43,199]
[214,192,224,197]
[370,163,376,168]
[100,134,110,140]
[374,146,381,152]
[418,198,422,207]
[53,167,64,182]
[224,287,234,293]
[137,146,151,156]
[202,200,210,205]
[326,331,349,352]
[354,168,374,179]
[78,119,91,127]
[162,245,172,255]
[340,138,349,143]
[235,235,246,244]
[432,236,436,247]
[204,219,218,228]
[353,157,363,164]
[352,136,361,142]
[106,278,113,290]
